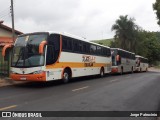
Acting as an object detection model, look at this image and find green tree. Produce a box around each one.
[153,0,160,26]
[111,15,139,52]
[143,32,160,64]
[136,31,160,64]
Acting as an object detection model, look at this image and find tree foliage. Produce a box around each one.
[135,31,160,64]
[153,0,160,26]
[111,15,139,52]
[111,15,160,64]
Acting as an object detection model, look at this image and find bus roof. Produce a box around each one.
[111,48,135,55]
[49,31,110,49]
[18,31,110,49]
[136,55,148,60]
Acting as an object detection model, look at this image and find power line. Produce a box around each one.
[0,7,10,14]
[0,15,11,23]
[0,11,10,22]
[0,10,10,17]
[0,13,10,19]
[0,7,10,21]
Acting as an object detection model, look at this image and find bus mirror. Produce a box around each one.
[2,44,13,57]
[39,41,47,54]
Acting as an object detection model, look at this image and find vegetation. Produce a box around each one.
[110,15,160,65]
[91,38,114,46]
[136,31,160,64]
[111,15,140,52]
[93,15,160,65]
[93,1,160,66]
[153,0,160,26]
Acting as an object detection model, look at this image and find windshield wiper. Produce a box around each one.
[15,48,24,67]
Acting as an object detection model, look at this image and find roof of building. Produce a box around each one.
[0,22,23,46]
[0,22,23,35]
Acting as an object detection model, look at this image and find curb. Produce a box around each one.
[0,77,26,87]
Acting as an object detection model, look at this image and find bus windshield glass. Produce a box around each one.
[11,34,48,68]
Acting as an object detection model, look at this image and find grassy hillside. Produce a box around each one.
[91,38,114,46]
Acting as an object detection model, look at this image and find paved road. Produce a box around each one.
[0,71,160,120]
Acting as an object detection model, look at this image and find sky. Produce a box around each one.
[0,0,159,40]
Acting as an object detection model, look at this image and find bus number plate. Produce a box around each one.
[20,77,26,80]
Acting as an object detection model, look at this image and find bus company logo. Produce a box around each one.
[20,68,27,74]
[82,55,96,67]
[2,112,11,117]
[2,112,42,118]
[20,68,27,71]
[82,55,96,63]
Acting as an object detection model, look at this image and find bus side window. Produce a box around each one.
[62,37,68,50]
[83,43,90,54]
[79,42,83,52]
[67,38,73,51]
[107,48,111,57]
[73,40,79,52]
[62,36,73,52]
[97,46,102,55]
[90,44,97,55]
[83,43,87,53]
[46,45,54,65]
[48,34,60,64]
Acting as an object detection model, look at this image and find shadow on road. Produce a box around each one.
[11,74,111,89]
[8,71,154,89]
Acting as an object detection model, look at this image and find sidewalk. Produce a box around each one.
[149,67,160,72]
[0,76,26,87]
[0,77,12,87]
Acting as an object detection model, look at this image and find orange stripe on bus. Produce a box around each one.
[46,62,111,69]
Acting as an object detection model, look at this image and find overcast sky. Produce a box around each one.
[0,0,159,40]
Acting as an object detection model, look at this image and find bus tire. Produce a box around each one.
[100,67,105,77]
[120,67,123,75]
[140,68,142,72]
[131,67,134,73]
[62,69,71,83]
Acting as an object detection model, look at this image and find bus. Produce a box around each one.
[135,55,148,72]
[111,48,135,74]
[2,32,112,83]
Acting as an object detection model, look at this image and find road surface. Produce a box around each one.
[0,71,160,120]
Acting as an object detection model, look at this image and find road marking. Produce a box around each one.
[72,86,89,92]
[125,76,131,79]
[110,79,118,82]
[0,105,17,111]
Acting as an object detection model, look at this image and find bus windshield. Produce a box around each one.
[11,34,48,68]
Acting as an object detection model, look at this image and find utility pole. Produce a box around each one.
[11,0,15,42]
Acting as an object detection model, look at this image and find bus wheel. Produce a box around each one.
[120,68,123,75]
[131,67,134,73]
[62,69,70,83]
[100,68,104,77]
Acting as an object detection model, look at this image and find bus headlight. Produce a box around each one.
[10,70,16,74]
[33,70,44,74]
